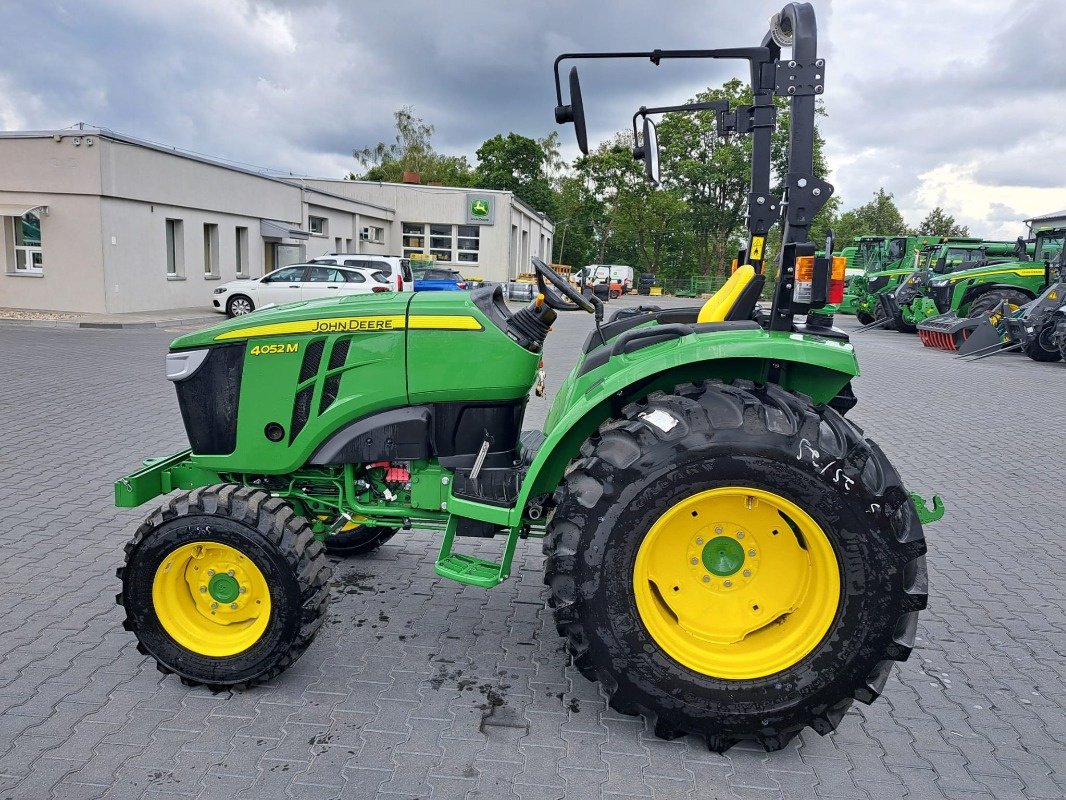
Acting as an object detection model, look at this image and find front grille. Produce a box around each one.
[932,285,953,313]
[174,345,244,455]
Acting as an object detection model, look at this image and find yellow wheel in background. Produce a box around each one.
[152,541,271,657]
[633,487,841,680]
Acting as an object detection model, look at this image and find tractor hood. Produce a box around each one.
[170,291,416,351]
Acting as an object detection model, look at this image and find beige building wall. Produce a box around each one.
[0,132,396,314]
[304,179,554,283]
[1,192,107,313]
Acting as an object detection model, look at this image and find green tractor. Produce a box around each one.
[916,228,1061,351]
[879,239,1024,333]
[849,235,947,325]
[114,3,938,752]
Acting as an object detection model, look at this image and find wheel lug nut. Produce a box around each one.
[210,602,218,609]
[199,586,207,593]
[715,527,723,534]
[239,587,246,594]
[749,549,757,557]
[207,569,215,577]
[743,569,751,577]
[690,558,699,565]
[696,537,704,545]
[230,603,238,609]
[228,570,235,577]
[736,532,744,539]
[724,580,733,588]
[702,576,710,583]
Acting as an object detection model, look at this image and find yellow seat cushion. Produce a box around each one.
[697,265,756,323]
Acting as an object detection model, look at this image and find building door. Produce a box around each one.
[264,243,276,274]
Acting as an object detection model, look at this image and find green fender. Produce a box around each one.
[498,327,858,527]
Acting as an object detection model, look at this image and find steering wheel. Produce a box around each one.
[532,256,595,313]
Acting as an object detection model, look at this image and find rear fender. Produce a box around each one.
[511,330,858,524]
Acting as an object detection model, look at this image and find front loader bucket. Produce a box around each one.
[916,312,981,351]
[956,315,1012,357]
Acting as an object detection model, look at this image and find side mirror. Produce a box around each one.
[642,116,660,185]
[554,67,588,155]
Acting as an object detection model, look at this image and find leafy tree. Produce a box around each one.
[473,133,554,214]
[569,134,647,264]
[916,206,969,237]
[351,106,473,186]
[830,188,911,244]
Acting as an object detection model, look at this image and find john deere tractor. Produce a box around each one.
[879,239,1024,333]
[849,235,946,325]
[115,4,937,753]
[917,228,1062,350]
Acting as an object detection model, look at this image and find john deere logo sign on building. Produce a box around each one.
[466,195,495,225]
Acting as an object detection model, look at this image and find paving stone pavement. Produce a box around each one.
[0,296,1064,800]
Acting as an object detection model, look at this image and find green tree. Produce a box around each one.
[473,133,554,214]
[830,188,911,244]
[569,134,647,264]
[351,106,473,186]
[916,206,969,237]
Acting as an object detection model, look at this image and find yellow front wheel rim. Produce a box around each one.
[633,487,841,680]
[152,541,272,657]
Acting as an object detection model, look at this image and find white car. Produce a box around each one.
[308,254,414,293]
[212,264,392,317]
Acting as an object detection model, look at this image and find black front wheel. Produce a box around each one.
[1021,315,1062,362]
[967,288,1029,317]
[118,485,331,690]
[545,381,927,752]
[323,522,398,556]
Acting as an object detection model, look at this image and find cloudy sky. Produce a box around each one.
[1,0,1062,236]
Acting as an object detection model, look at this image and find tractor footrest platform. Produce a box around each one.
[435,552,506,588]
[917,313,980,351]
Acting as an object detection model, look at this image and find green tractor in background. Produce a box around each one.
[879,239,1024,333]
[113,4,938,752]
[848,235,946,326]
[917,228,1060,351]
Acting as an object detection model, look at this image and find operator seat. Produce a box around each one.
[697,265,762,322]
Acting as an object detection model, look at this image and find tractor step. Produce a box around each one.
[435,515,520,588]
[436,552,507,587]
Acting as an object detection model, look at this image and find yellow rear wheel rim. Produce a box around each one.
[633,487,841,680]
[152,541,272,657]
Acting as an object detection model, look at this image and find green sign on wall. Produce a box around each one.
[465,194,495,225]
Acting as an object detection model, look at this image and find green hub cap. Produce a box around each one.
[702,536,746,577]
[208,573,240,603]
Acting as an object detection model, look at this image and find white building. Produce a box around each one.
[0,126,553,314]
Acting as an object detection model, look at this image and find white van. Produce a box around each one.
[575,264,635,296]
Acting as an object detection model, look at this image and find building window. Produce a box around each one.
[165,219,184,277]
[309,215,327,236]
[12,212,43,274]
[203,223,219,277]
[401,222,479,264]
[235,226,249,276]
[402,222,426,259]
[456,225,480,263]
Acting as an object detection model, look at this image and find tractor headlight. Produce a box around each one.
[213,287,228,294]
[166,348,211,382]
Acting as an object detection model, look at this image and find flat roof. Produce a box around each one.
[0,126,395,215]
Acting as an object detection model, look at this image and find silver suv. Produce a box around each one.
[308,254,414,292]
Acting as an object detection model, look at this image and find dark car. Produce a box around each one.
[414,268,468,291]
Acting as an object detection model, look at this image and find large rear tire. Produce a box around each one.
[967,288,1029,317]
[544,381,927,752]
[117,485,331,690]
